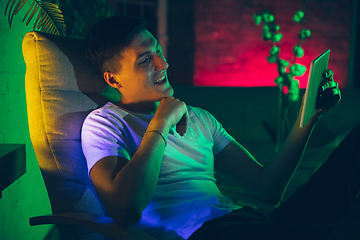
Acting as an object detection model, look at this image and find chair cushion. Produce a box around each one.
[22,31,120,216]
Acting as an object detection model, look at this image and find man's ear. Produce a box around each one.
[104,72,122,88]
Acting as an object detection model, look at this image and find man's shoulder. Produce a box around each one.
[186,106,218,129]
[187,105,213,119]
[83,102,130,127]
[187,105,206,114]
[88,102,127,118]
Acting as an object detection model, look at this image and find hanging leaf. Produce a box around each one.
[272,32,283,43]
[274,75,283,85]
[290,64,306,76]
[253,13,262,25]
[262,24,272,40]
[293,45,304,58]
[269,23,280,32]
[4,0,27,28]
[262,11,274,23]
[270,46,279,56]
[279,59,289,67]
[288,79,300,102]
[3,0,66,36]
[293,10,304,22]
[300,29,311,39]
[267,55,277,64]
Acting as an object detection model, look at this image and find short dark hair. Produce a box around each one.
[84,15,147,75]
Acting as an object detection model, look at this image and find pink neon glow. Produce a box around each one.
[193,1,350,90]
[194,42,346,89]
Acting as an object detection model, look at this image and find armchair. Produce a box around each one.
[23,31,157,240]
[22,31,274,240]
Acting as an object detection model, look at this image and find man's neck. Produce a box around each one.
[116,100,159,115]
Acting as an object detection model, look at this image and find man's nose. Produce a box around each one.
[154,54,169,71]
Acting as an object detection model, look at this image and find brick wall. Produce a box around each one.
[193,0,353,88]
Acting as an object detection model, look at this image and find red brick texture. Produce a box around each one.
[194,0,352,88]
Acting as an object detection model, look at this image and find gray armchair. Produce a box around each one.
[23,31,158,240]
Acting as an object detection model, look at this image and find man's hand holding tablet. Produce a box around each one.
[299,49,341,128]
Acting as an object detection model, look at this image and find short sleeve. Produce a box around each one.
[192,107,235,155]
[81,107,132,174]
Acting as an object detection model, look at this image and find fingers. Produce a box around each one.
[155,97,188,135]
[323,69,334,79]
[176,110,188,136]
[316,69,341,110]
[166,97,188,136]
[319,89,341,110]
[320,80,337,91]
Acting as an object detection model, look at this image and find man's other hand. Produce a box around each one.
[316,69,341,111]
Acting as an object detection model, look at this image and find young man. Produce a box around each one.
[82,15,358,239]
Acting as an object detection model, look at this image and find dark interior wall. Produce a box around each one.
[354,0,360,88]
[193,0,353,88]
[166,0,358,88]
[167,0,195,85]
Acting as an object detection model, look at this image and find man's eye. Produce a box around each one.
[140,57,150,65]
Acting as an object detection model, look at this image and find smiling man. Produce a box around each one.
[82,15,359,240]
[104,30,174,112]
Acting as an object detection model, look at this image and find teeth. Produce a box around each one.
[153,75,165,83]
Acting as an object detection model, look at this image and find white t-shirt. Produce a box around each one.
[81,102,241,239]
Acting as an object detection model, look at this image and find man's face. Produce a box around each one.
[113,29,173,105]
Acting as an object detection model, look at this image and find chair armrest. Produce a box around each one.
[29,212,157,240]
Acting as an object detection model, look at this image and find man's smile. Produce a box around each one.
[153,75,166,84]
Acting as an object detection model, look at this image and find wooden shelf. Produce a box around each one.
[0,144,26,198]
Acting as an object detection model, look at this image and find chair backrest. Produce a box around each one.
[22,31,120,239]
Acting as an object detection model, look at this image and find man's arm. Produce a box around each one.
[90,135,166,225]
[215,70,340,204]
[90,97,188,225]
[215,108,319,205]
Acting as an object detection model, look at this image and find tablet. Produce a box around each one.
[299,49,330,128]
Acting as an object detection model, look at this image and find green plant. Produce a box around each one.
[2,0,66,35]
[253,9,311,101]
[58,0,115,37]
[253,5,311,148]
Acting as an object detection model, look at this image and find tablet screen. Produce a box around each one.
[299,49,330,127]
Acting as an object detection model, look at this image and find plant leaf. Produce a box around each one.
[22,0,35,23]
[9,0,26,27]
[4,0,11,16]
[33,5,42,29]
[41,14,51,33]
[6,0,17,28]
[13,0,27,15]
[3,0,66,36]
[26,3,39,26]
[36,1,66,35]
